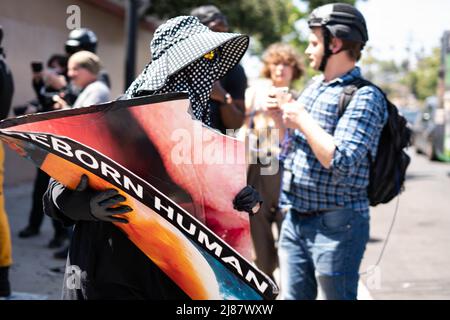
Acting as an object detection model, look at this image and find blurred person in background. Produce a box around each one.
[243,43,304,280]
[0,25,14,298]
[47,29,109,260]
[31,54,68,112]
[53,50,110,109]
[18,55,70,251]
[40,28,110,109]
[49,50,110,261]
[14,55,67,116]
[18,30,105,247]
[14,28,110,115]
[64,28,110,91]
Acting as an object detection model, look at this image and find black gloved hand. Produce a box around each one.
[55,175,132,223]
[232,185,263,216]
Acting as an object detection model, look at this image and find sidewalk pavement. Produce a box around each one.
[5,180,374,300]
[4,181,65,300]
[7,151,448,300]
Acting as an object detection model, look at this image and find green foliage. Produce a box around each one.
[142,0,364,53]
[144,0,303,48]
[142,0,364,88]
[378,60,400,74]
[402,47,440,101]
[360,45,439,102]
[143,0,361,49]
[303,0,357,11]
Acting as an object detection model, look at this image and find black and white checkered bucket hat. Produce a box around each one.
[128,15,249,94]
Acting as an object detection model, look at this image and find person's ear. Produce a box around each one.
[330,37,343,54]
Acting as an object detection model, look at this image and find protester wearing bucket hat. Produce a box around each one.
[125,15,260,214]
[43,16,262,300]
[190,5,248,135]
[125,15,248,125]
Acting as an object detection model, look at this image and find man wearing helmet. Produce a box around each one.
[64,28,110,90]
[65,28,98,55]
[26,28,112,260]
[42,28,105,89]
[266,3,388,299]
[42,28,110,108]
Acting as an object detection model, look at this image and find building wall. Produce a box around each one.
[0,0,155,185]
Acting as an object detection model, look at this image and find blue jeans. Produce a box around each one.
[278,208,369,300]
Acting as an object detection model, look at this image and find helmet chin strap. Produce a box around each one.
[318,27,345,72]
[319,27,332,72]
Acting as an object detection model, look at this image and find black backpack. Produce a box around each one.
[338,78,411,206]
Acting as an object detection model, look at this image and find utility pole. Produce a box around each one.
[124,0,138,90]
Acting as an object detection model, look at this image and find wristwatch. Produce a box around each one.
[224,92,233,105]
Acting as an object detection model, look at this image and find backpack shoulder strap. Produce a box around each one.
[338,78,373,117]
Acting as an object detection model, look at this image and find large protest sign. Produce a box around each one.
[0,92,278,300]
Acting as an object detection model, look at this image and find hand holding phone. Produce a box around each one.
[31,61,43,73]
[274,87,291,106]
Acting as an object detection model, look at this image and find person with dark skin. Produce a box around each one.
[18,55,69,249]
[43,16,262,300]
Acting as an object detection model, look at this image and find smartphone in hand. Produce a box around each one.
[31,61,43,73]
[267,86,290,109]
[276,87,291,104]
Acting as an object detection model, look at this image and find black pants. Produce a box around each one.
[27,169,66,237]
[62,221,189,300]
[247,162,284,279]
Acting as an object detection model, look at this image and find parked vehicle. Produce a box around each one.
[400,109,420,126]
[413,96,445,160]
[398,108,419,143]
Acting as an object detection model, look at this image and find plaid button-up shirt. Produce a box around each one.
[279,67,388,218]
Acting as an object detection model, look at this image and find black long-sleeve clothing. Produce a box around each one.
[43,179,189,300]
